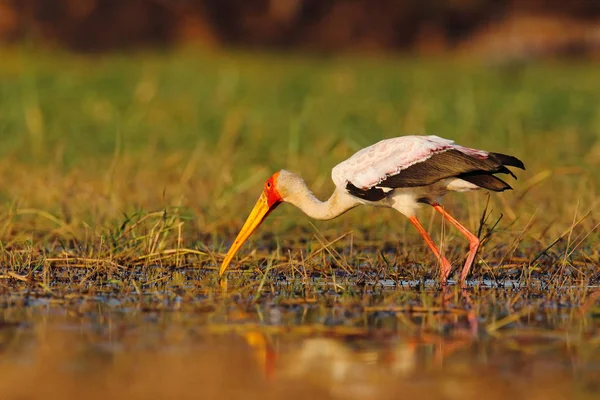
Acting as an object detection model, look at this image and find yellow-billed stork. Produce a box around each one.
[219,135,525,285]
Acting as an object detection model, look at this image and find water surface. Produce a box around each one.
[0,289,598,400]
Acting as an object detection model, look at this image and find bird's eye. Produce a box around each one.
[266,182,271,189]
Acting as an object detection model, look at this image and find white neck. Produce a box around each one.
[284,180,361,221]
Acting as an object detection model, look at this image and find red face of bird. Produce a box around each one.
[219,172,284,277]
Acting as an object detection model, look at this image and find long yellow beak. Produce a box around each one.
[219,192,272,277]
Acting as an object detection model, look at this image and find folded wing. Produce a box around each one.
[346,149,525,202]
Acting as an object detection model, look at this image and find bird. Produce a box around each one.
[219,135,525,286]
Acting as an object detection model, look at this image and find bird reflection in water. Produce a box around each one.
[237,289,479,398]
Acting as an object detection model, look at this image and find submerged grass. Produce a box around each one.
[0,47,598,312]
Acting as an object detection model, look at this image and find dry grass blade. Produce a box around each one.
[309,222,354,275]
[486,304,539,333]
[133,248,207,262]
[45,257,126,269]
[0,272,30,281]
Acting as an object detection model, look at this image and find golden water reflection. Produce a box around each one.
[0,304,598,400]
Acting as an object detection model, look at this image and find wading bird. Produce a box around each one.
[219,135,524,285]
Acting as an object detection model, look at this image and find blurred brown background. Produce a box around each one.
[1,0,600,59]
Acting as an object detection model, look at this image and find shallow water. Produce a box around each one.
[0,291,598,400]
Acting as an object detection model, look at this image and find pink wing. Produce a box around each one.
[331,135,489,190]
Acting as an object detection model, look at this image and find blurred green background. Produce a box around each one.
[0,1,598,246]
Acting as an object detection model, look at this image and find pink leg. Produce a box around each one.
[431,204,480,284]
[409,216,453,285]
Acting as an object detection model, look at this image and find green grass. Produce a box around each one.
[0,47,598,300]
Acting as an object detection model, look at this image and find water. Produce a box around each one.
[0,291,598,400]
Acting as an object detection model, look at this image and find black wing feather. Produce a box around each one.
[346,182,388,202]
[346,149,524,199]
[458,173,512,191]
[488,152,526,170]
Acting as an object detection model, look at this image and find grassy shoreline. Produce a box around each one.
[0,49,598,298]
